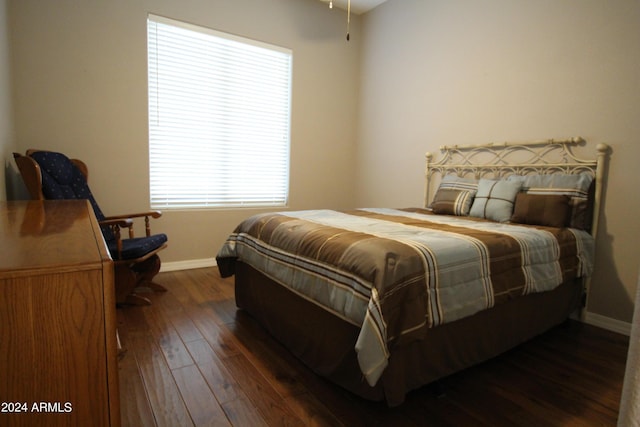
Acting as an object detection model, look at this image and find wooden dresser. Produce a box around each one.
[0,200,120,427]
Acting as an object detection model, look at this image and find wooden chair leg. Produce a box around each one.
[115,255,166,306]
[114,264,137,305]
[115,263,151,306]
[132,254,167,292]
[148,282,168,292]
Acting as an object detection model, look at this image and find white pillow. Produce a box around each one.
[469,179,522,222]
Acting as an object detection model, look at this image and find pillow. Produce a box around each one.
[469,179,522,222]
[507,173,594,230]
[431,188,477,216]
[436,175,478,192]
[567,195,593,231]
[507,173,592,198]
[511,193,571,228]
[429,175,478,209]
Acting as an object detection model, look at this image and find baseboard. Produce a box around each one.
[160,258,217,272]
[583,311,632,336]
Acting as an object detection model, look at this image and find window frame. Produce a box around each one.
[147,14,293,210]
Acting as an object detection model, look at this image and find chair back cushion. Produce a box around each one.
[30,151,113,239]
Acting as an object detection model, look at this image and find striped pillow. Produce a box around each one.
[431,188,477,216]
[437,175,478,192]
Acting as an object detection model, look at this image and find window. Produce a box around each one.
[147,15,292,209]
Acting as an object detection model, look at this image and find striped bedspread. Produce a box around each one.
[216,208,594,386]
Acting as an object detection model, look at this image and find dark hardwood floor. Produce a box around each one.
[117,268,629,426]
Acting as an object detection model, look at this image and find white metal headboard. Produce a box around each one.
[424,137,609,238]
[424,137,609,318]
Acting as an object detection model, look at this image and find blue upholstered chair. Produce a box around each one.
[14,149,168,305]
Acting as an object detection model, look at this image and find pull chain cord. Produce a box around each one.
[346,0,351,41]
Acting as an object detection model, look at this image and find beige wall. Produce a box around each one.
[356,0,640,323]
[0,0,16,201]
[7,0,360,262]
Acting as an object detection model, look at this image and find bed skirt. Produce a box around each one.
[234,261,582,406]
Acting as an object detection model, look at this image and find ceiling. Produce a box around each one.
[320,0,387,15]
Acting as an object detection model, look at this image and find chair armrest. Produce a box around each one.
[104,211,162,221]
[100,218,134,228]
[103,211,162,237]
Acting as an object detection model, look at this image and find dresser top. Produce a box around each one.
[0,200,111,275]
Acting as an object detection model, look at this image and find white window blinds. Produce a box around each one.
[147,15,292,209]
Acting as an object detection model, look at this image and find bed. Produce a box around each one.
[216,137,609,406]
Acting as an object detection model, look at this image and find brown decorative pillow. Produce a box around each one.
[511,193,571,228]
[432,188,476,216]
[569,198,592,231]
[507,173,594,230]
